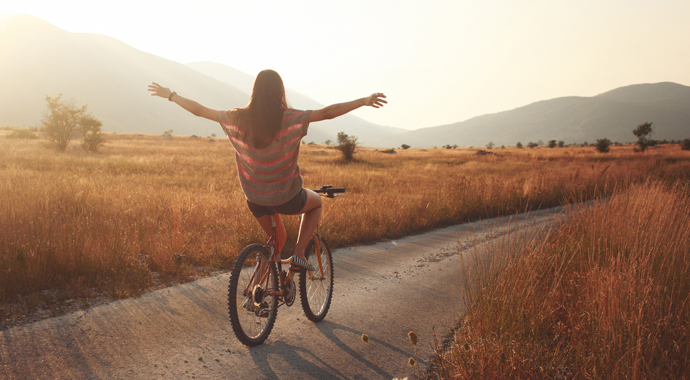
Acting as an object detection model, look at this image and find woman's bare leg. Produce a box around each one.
[293,189,322,260]
[252,214,286,288]
[255,213,286,254]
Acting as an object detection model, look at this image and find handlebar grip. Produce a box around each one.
[312,186,346,197]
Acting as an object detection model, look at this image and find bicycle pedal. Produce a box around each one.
[257,310,270,318]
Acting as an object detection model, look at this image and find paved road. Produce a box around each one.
[1,206,566,379]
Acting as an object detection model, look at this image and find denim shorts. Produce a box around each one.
[246,189,307,218]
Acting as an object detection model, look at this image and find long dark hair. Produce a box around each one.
[235,69,287,148]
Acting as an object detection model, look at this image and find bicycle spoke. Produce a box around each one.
[228,244,278,346]
[300,236,334,322]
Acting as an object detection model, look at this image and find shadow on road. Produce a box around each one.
[246,319,426,379]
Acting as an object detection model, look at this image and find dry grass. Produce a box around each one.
[434,181,690,379]
[2,135,690,323]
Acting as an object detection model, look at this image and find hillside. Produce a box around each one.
[2,15,688,148]
[373,82,690,148]
[0,15,397,143]
[0,15,246,137]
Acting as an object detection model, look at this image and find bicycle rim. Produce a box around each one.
[299,236,334,322]
[228,244,278,346]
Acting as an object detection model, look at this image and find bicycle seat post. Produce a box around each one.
[269,214,278,255]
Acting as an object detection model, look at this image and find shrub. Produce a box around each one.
[80,115,105,153]
[558,140,565,148]
[336,132,358,161]
[527,142,538,149]
[633,122,653,152]
[594,138,612,153]
[548,140,557,148]
[401,144,410,150]
[516,142,523,149]
[681,138,690,151]
[41,95,87,152]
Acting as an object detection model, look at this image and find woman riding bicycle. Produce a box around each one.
[148,70,386,270]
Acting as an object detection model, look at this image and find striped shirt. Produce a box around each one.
[217,108,312,206]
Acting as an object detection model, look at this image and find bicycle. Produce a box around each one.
[228,185,345,346]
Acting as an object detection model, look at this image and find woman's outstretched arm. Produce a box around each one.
[309,93,387,123]
[148,83,218,122]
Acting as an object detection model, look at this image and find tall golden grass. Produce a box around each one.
[2,135,689,315]
[434,181,690,379]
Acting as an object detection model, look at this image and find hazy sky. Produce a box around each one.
[3,1,690,130]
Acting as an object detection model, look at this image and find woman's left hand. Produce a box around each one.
[148,82,173,99]
[364,93,387,108]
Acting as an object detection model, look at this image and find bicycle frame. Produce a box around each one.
[243,214,324,303]
[229,185,342,346]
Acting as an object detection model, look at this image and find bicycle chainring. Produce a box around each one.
[283,278,296,306]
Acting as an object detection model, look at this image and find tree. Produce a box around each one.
[594,138,612,153]
[80,115,105,152]
[548,140,557,148]
[324,139,331,145]
[486,141,495,149]
[162,130,174,140]
[558,140,565,148]
[633,122,653,152]
[336,132,358,161]
[516,142,523,149]
[527,142,538,149]
[41,95,87,152]
[401,144,411,150]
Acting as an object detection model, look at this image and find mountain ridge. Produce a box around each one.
[1,14,688,147]
[369,82,690,147]
[0,14,399,144]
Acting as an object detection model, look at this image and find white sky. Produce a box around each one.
[3,0,690,130]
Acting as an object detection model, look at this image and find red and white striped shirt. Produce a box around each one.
[217,109,311,206]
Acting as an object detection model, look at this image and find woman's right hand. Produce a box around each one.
[148,82,173,99]
[364,93,387,108]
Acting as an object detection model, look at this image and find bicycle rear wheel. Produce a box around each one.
[228,244,278,346]
[299,235,334,322]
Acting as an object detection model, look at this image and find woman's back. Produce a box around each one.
[217,108,312,206]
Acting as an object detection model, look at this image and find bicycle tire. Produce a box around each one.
[299,235,334,322]
[228,244,278,346]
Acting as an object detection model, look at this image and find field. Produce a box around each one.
[433,181,690,379]
[2,134,690,327]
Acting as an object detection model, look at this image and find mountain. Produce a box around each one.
[0,14,399,143]
[0,15,249,137]
[375,82,690,148]
[2,15,688,148]
[185,61,405,143]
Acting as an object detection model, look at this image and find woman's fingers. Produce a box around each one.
[147,83,169,98]
[368,93,387,108]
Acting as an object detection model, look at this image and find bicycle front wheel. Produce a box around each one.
[299,235,334,322]
[228,244,278,346]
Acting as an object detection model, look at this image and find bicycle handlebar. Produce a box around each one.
[312,185,346,198]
